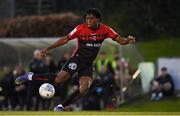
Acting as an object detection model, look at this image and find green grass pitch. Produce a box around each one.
[0,111,180,116]
[1,96,180,116]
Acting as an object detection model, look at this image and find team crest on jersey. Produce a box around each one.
[68,62,77,70]
[91,34,97,41]
[92,35,96,41]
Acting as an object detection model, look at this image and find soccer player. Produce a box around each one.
[15,8,135,111]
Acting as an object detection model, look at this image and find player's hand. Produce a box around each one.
[127,35,135,44]
[40,48,49,57]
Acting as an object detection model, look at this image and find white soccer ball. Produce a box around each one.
[39,83,55,99]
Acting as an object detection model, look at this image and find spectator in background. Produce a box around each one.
[13,65,27,110]
[57,51,71,70]
[114,57,123,89]
[151,67,174,101]
[123,59,131,81]
[97,65,116,109]
[114,56,131,89]
[28,49,48,110]
[29,49,48,74]
[95,51,110,75]
[108,51,121,75]
[0,66,15,110]
[45,55,57,73]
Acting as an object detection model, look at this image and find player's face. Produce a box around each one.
[85,14,99,29]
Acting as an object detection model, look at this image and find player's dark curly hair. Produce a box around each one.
[84,8,102,21]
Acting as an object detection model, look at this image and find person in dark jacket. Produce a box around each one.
[1,66,15,110]
[28,49,48,110]
[151,67,174,101]
[44,55,58,74]
[13,65,27,110]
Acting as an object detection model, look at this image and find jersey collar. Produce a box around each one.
[86,23,101,31]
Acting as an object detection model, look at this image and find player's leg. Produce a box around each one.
[54,56,79,84]
[54,76,93,111]
[15,57,78,85]
[54,71,71,84]
[54,65,93,111]
[62,76,93,107]
[15,70,71,85]
[50,56,79,85]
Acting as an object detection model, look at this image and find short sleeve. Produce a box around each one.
[106,26,118,40]
[68,25,81,40]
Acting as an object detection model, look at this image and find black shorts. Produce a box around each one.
[62,56,93,77]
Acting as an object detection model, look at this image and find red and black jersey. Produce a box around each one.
[68,23,118,63]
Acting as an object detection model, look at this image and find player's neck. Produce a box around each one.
[89,23,100,30]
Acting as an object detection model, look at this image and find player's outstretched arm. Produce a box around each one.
[41,36,69,56]
[115,35,135,45]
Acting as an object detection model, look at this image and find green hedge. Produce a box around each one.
[0,13,80,37]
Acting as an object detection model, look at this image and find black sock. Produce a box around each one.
[32,73,57,84]
[62,90,83,107]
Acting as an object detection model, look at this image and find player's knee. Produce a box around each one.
[55,71,70,84]
[79,85,89,95]
[79,78,92,94]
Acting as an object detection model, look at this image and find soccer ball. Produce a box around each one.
[39,83,55,99]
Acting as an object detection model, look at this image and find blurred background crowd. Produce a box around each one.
[0,49,136,111]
